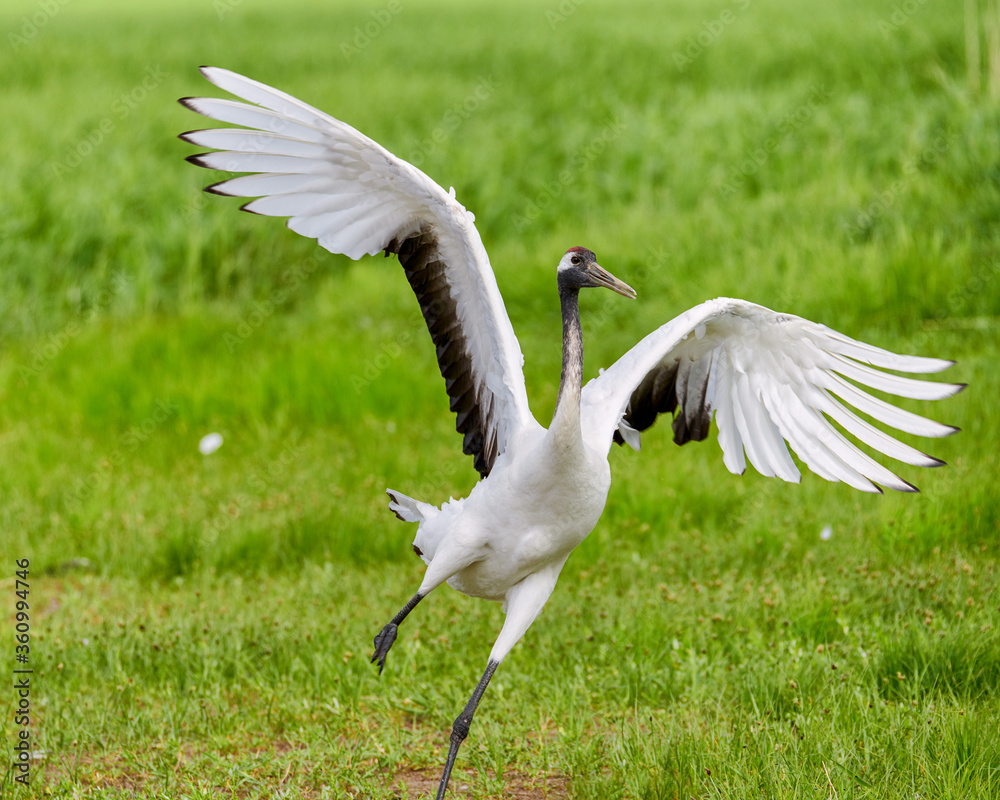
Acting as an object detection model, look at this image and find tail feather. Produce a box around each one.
[386,489,438,523]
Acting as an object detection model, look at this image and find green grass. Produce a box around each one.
[1,0,998,797]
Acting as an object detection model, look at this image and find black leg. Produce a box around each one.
[371,592,423,674]
[436,659,500,800]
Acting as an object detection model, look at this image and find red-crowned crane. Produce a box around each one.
[180,67,964,798]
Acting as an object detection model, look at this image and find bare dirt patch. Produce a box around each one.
[392,767,570,799]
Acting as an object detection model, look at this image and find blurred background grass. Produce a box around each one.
[0,0,997,797]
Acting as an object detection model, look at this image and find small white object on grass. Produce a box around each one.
[820,525,833,541]
[199,432,224,455]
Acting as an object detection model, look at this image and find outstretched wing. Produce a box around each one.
[180,67,537,477]
[580,298,964,493]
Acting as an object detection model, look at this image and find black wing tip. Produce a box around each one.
[185,153,212,168]
[205,180,235,196]
[952,382,968,395]
[178,129,205,144]
[184,157,240,196]
[238,200,263,215]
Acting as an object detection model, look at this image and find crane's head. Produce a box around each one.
[557,247,636,299]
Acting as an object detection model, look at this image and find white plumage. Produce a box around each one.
[581,299,957,492]
[180,67,963,799]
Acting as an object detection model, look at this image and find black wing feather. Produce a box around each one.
[387,228,498,477]
[612,357,714,447]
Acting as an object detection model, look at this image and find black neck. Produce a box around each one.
[551,285,583,434]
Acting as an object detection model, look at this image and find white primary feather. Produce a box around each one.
[581,298,964,494]
[181,67,538,474]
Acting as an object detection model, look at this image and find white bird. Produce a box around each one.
[180,67,964,798]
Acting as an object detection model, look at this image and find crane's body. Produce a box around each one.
[180,67,964,798]
[394,268,612,617]
[396,425,610,606]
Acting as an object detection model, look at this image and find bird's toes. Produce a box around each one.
[371,622,399,674]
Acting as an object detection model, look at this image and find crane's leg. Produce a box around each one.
[373,533,490,675]
[371,592,423,674]
[434,560,568,797]
[436,659,499,800]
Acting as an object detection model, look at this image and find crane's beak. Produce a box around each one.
[588,263,637,299]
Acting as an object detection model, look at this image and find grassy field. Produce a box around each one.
[1,0,998,797]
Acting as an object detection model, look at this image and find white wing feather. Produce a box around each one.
[581,298,963,494]
[181,67,538,473]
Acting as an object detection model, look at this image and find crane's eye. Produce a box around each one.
[570,255,581,265]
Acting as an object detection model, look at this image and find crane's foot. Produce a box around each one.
[371,622,398,674]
